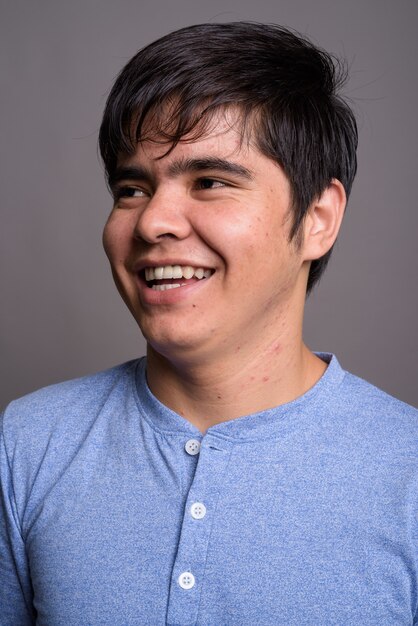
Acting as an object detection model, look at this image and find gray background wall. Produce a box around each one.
[1,0,417,409]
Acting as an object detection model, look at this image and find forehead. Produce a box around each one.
[118,106,267,170]
[127,103,251,154]
[144,99,247,135]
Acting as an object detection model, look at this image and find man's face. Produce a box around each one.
[103,110,310,362]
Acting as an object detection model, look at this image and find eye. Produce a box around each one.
[196,178,226,190]
[113,186,147,200]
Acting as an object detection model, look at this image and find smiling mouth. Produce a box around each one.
[143,265,214,291]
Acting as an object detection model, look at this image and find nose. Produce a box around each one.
[133,189,192,244]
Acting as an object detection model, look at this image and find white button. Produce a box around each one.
[178,571,195,589]
[190,502,207,519]
[185,439,201,455]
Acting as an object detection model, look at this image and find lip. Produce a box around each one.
[136,262,215,306]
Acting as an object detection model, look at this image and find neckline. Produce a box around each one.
[133,353,346,441]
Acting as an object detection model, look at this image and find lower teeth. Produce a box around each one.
[150,277,210,291]
[151,283,182,291]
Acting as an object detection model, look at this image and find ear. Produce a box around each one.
[301,179,347,261]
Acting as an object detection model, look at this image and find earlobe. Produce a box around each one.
[302,179,347,261]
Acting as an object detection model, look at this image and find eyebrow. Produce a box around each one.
[109,157,253,188]
[108,166,151,188]
[167,157,254,180]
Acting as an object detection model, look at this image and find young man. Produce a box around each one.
[1,23,417,625]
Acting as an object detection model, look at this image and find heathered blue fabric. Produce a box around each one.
[0,354,417,625]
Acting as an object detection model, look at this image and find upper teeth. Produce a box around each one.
[145,265,212,281]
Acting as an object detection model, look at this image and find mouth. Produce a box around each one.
[141,264,214,291]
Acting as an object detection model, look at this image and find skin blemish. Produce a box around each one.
[262,376,270,383]
[268,341,282,354]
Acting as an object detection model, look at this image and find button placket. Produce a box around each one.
[167,435,234,625]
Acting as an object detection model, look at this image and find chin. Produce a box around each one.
[145,327,218,362]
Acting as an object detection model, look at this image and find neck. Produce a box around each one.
[146,323,326,433]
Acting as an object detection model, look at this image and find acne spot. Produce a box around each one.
[250,376,255,381]
[262,376,270,383]
[192,304,196,308]
[235,345,241,352]
[217,394,222,400]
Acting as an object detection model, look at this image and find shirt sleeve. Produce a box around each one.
[0,411,36,625]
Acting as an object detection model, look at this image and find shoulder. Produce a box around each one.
[330,364,417,458]
[338,368,417,419]
[1,359,141,450]
[0,360,144,532]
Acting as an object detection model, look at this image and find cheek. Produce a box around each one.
[193,209,263,256]
[102,216,130,263]
[102,222,113,260]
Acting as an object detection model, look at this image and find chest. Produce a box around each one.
[25,432,415,625]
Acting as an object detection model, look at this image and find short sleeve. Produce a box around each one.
[0,410,35,625]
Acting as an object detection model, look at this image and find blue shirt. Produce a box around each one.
[1,354,417,625]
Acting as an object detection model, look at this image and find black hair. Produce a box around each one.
[99,22,358,292]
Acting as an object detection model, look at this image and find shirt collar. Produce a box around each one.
[133,353,346,441]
